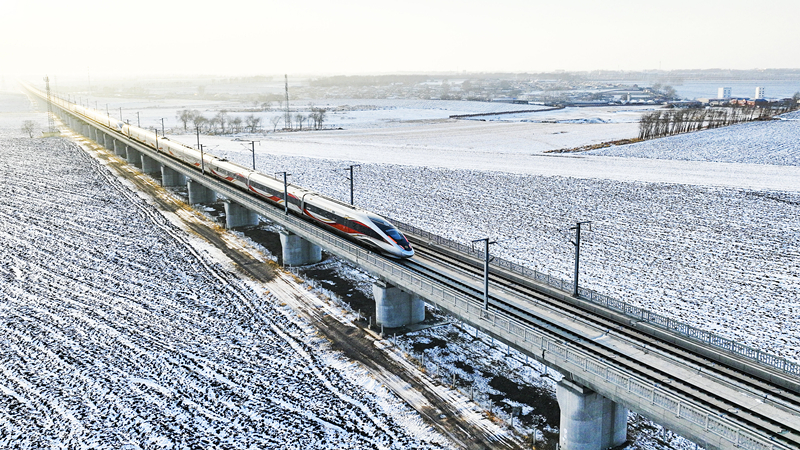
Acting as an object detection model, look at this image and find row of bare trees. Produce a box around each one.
[176,110,262,134]
[176,108,327,135]
[638,102,798,140]
[281,107,328,131]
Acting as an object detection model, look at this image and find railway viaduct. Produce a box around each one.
[24,84,800,450]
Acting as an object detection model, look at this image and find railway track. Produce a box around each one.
[404,239,800,449]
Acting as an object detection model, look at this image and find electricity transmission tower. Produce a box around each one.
[284,74,291,130]
[43,75,55,134]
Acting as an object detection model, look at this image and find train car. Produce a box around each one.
[45,88,413,258]
[247,171,414,258]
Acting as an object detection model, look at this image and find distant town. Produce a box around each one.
[73,68,800,112]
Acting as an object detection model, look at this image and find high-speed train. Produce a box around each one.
[36,89,414,258]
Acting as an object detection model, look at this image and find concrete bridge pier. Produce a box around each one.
[113,139,126,157]
[373,280,425,328]
[556,378,628,450]
[279,231,322,266]
[161,165,186,187]
[187,178,216,204]
[126,147,142,168]
[141,154,160,174]
[223,200,259,229]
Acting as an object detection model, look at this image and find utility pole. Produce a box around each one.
[200,144,205,175]
[471,237,496,310]
[161,118,165,136]
[283,172,290,215]
[106,103,109,116]
[250,141,256,170]
[284,74,291,130]
[345,164,360,205]
[119,107,122,121]
[154,128,159,153]
[137,112,140,128]
[570,221,592,297]
[196,125,200,149]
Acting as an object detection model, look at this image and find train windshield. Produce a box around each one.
[369,216,412,251]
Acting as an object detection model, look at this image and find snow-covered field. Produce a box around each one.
[588,110,800,166]
[0,106,452,448]
[6,86,799,448]
[175,135,800,365]
[59,92,651,153]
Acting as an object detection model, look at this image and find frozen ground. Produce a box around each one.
[8,88,799,448]
[588,110,800,166]
[186,145,800,365]
[170,123,800,193]
[0,110,452,448]
[47,89,650,154]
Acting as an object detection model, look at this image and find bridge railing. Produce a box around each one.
[392,218,800,378]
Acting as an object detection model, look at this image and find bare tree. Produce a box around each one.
[295,113,306,131]
[230,116,243,134]
[271,115,282,132]
[245,115,261,133]
[311,107,327,130]
[192,114,208,132]
[21,120,37,138]
[214,111,229,134]
[176,110,194,131]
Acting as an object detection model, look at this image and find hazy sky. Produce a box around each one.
[2,0,799,79]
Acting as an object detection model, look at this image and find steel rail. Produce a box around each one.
[406,246,800,446]
[411,243,800,412]
[394,218,800,380]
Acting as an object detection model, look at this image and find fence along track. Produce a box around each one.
[391,219,800,379]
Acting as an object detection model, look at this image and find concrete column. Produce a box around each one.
[556,378,628,450]
[373,280,425,328]
[223,200,258,229]
[187,178,216,204]
[161,165,186,187]
[112,139,124,157]
[141,154,160,174]
[279,231,322,266]
[126,148,142,168]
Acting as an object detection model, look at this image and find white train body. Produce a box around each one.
[52,94,413,258]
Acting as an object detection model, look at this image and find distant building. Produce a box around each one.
[718,87,732,99]
[755,87,765,99]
